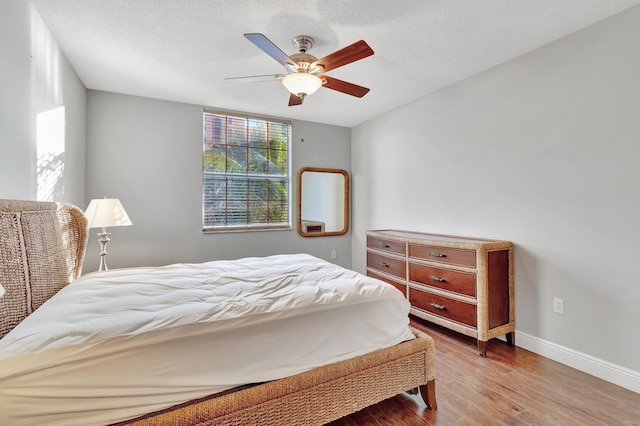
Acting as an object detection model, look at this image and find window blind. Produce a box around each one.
[202,110,291,231]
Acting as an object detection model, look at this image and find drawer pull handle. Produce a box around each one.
[429,252,446,258]
[378,262,389,268]
[429,275,446,283]
[430,302,446,310]
[377,243,390,248]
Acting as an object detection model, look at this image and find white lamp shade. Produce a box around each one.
[282,73,322,96]
[85,198,133,229]
[0,284,4,298]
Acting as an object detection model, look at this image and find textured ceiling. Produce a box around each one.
[30,0,640,127]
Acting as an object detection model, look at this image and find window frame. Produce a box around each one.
[202,109,292,233]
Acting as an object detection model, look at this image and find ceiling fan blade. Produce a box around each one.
[244,33,297,68]
[225,74,284,84]
[288,93,303,106]
[322,76,370,98]
[312,40,374,73]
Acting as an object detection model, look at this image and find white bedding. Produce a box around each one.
[0,254,413,425]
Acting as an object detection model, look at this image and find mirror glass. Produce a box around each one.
[297,167,349,237]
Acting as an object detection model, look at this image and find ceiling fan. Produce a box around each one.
[226,33,374,106]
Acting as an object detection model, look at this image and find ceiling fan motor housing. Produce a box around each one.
[286,36,322,74]
[288,53,320,73]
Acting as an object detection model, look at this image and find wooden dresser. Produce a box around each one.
[366,229,514,356]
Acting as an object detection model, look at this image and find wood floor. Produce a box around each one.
[327,316,640,425]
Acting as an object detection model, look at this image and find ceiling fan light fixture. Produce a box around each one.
[282,73,322,97]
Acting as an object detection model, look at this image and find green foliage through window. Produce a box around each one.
[203,111,291,231]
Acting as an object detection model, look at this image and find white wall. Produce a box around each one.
[352,6,640,376]
[85,91,351,272]
[0,0,86,206]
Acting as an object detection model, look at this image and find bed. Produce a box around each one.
[0,199,436,425]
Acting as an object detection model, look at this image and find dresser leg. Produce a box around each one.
[506,331,515,346]
[478,340,487,357]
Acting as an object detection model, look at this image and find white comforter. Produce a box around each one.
[0,254,413,425]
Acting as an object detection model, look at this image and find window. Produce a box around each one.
[202,110,291,232]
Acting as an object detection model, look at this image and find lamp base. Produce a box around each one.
[96,231,111,271]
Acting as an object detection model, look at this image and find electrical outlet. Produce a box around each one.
[331,250,337,260]
[553,298,564,314]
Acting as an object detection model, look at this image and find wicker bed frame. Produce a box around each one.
[0,199,436,425]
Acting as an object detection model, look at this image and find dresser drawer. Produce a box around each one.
[367,235,406,256]
[409,244,476,268]
[409,263,476,297]
[367,252,406,279]
[367,270,406,296]
[409,287,477,328]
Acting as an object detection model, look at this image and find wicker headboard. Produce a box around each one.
[0,199,87,338]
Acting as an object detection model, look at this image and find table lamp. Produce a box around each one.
[85,198,132,271]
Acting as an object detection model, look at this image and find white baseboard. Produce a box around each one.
[516,331,640,394]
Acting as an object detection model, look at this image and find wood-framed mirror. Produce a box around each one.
[297,167,349,237]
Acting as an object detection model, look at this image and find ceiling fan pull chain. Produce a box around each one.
[300,103,305,144]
